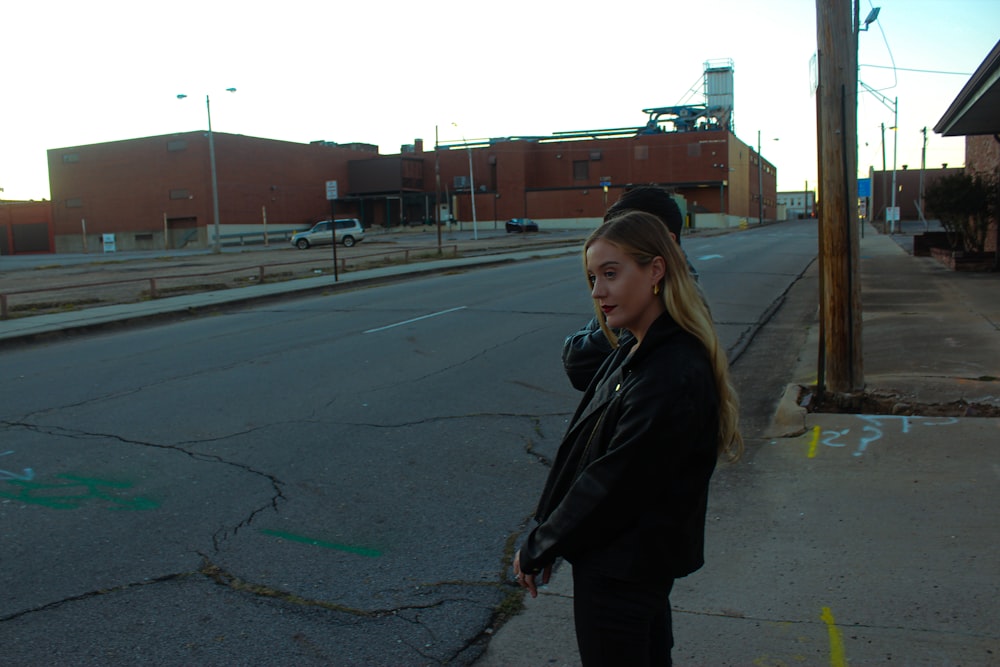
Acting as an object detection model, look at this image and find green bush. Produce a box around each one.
[924,172,997,253]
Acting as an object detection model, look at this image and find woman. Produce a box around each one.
[514,210,742,666]
[561,185,702,392]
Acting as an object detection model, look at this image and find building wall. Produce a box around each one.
[868,166,964,223]
[965,134,1000,252]
[0,200,53,254]
[966,134,1000,176]
[48,133,372,252]
[439,130,775,228]
[777,191,816,219]
[46,127,778,251]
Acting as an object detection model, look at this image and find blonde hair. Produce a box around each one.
[584,211,743,462]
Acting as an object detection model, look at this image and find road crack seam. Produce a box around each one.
[297,411,571,430]
[199,558,507,619]
[0,420,286,543]
[0,572,193,623]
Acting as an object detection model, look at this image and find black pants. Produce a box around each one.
[572,566,675,667]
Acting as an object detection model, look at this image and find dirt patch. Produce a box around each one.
[802,385,1000,418]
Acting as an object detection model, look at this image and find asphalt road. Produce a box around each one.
[0,221,819,665]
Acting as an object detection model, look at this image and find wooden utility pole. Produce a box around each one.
[815,0,864,394]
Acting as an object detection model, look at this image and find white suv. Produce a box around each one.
[291,219,365,249]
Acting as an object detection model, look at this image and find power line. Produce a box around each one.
[860,63,973,77]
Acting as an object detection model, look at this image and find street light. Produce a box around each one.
[858,6,900,232]
[859,6,880,31]
[451,122,478,241]
[860,83,898,231]
[177,87,236,253]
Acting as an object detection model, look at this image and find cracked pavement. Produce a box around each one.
[1,251,602,666]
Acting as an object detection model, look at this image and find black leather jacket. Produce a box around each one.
[520,311,719,583]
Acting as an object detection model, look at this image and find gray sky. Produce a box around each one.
[2,0,996,201]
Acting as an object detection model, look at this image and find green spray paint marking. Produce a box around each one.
[0,474,159,511]
[259,529,381,557]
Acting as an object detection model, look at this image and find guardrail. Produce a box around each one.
[0,245,458,320]
[217,228,303,246]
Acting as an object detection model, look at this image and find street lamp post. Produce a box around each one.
[859,7,901,233]
[758,130,764,225]
[890,111,898,233]
[434,125,442,255]
[452,123,478,241]
[177,88,236,253]
[860,82,898,232]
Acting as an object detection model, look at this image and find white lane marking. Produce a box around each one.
[697,254,724,261]
[363,306,467,334]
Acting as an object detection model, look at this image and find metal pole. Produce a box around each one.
[206,95,221,253]
[758,130,764,224]
[919,126,928,231]
[452,123,479,241]
[890,98,898,233]
[435,126,442,255]
[466,142,478,241]
[881,122,887,230]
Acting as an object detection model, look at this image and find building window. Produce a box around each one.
[65,197,83,208]
[169,189,191,200]
[573,160,589,181]
[62,153,80,163]
[167,140,187,152]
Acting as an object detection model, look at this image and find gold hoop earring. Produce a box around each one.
[653,284,661,296]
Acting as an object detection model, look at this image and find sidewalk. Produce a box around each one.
[475,225,1000,666]
[0,245,581,345]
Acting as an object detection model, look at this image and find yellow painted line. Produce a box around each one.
[808,425,821,458]
[821,606,848,667]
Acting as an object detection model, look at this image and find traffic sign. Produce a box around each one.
[857,178,871,198]
[326,180,338,200]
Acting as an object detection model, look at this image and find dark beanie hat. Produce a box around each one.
[604,185,683,244]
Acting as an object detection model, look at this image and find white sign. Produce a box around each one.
[887,206,900,222]
[326,180,338,200]
[102,233,116,253]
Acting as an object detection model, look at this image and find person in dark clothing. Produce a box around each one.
[514,210,742,666]
[562,185,702,391]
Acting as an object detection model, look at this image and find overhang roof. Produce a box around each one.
[934,40,1000,136]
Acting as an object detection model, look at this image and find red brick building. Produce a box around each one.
[42,126,776,253]
[0,200,52,255]
[866,165,964,224]
[47,133,372,253]
[934,39,1000,258]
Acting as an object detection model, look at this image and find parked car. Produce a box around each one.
[505,218,539,233]
[291,219,365,249]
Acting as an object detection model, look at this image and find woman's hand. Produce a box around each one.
[513,550,552,599]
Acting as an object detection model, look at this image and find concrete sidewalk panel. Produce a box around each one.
[672,413,1000,665]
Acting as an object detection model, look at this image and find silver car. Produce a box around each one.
[291,219,365,249]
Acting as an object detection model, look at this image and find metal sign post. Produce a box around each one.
[326,180,339,282]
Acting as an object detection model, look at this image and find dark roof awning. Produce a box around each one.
[934,40,1000,136]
